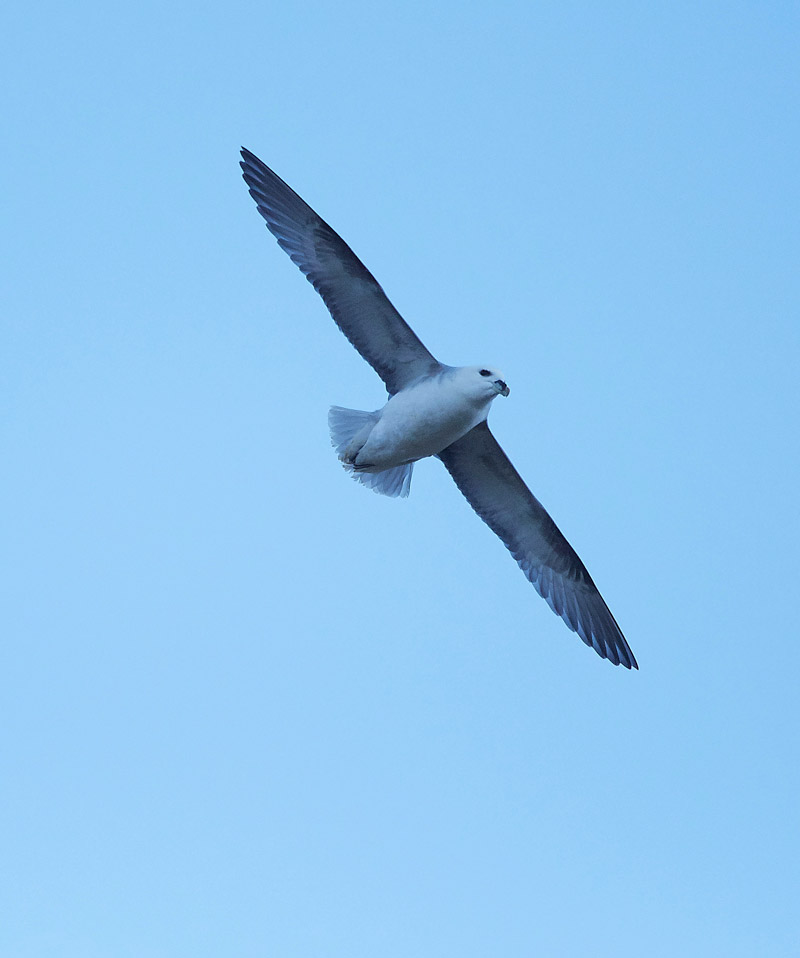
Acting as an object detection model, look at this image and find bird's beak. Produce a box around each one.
[495,380,510,397]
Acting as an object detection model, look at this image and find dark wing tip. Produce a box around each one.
[239,149,274,194]
[581,604,637,670]
[538,568,637,670]
[239,146,256,175]
[602,634,638,670]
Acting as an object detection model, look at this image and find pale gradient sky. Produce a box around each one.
[3,2,799,956]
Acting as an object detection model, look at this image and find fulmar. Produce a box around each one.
[240,148,637,670]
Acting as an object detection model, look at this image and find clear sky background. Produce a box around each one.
[3,2,799,955]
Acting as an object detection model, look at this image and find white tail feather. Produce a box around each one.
[328,405,413,499]
[351,462,413,498]
[328,406,378,457]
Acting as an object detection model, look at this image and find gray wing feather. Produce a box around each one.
[240,148,440,394]
[438,421,637,669]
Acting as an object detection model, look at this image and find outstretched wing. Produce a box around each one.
[240,148,440,395]
[438,421,637,669]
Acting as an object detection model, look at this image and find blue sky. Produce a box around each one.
[3,1,799,955]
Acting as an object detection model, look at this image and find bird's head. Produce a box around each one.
[472,365,510,398]
[447,365,510,409]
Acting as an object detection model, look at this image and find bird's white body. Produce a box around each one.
[347,366,508,471]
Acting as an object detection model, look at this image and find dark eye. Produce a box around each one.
[479,369,491,377]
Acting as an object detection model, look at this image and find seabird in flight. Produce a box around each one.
[240,147,637,669]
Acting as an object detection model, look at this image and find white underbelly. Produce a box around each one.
[355,385,487,470]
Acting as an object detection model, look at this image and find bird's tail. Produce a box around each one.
[328,406,413,499]
[328,406,377,458]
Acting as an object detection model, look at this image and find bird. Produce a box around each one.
[240,147,637,670]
